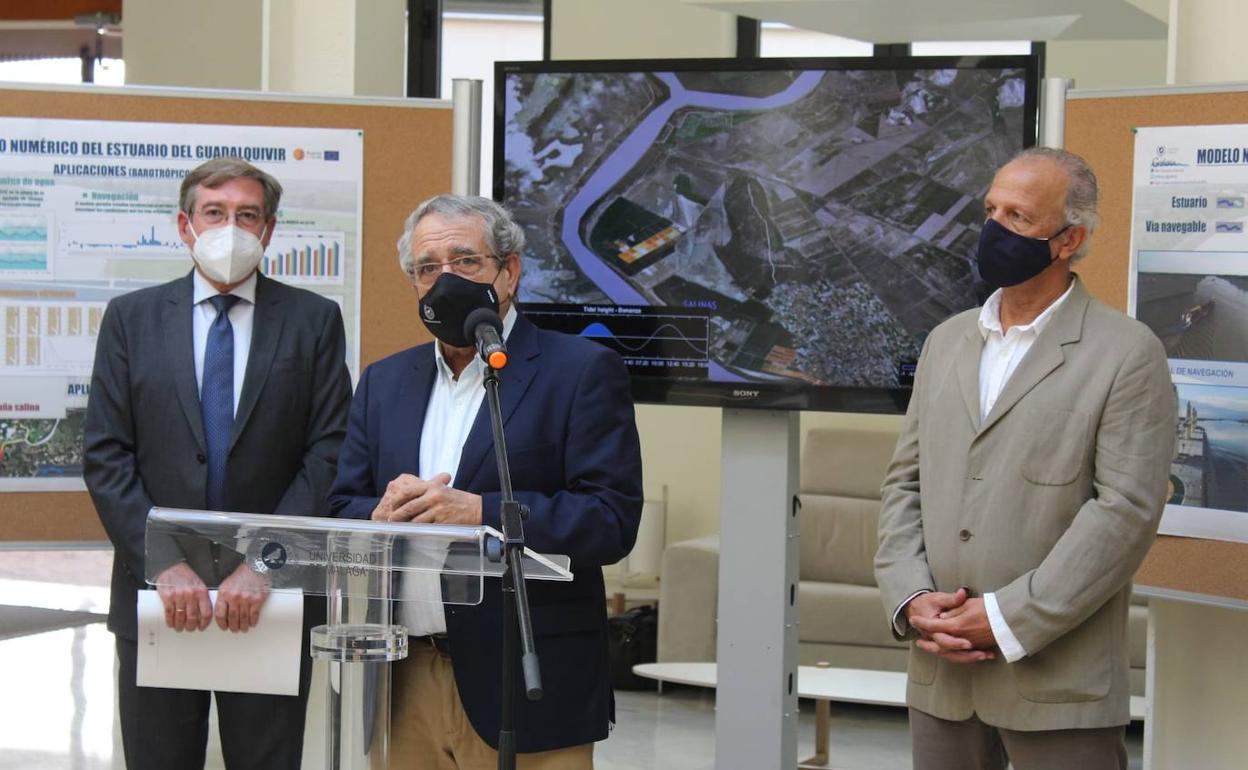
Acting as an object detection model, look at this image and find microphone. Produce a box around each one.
[463,307,508,369]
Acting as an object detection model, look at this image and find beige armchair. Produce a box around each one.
[657,426,1149,695]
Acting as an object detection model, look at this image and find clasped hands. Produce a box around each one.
[904,588,997,664]
[156,561,269,634]
[371,473,483,526]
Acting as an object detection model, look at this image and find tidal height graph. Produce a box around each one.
[522,303,710,378]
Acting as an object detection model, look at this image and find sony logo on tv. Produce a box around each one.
[731,389,761,399]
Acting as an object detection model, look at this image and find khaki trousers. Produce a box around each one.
[389,640,594,770]
[909,707,1127,770]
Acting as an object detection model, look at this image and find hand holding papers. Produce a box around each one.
[154,562,213,632]
[136,589,304,696]
[214,562,271,633]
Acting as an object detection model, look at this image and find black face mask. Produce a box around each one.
[418,271,499,348]
[975,217,1071,288]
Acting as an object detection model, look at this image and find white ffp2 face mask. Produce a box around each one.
[189,223,267,285]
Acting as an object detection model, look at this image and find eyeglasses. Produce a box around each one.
[407,254,500,286]
[195,205,265,229]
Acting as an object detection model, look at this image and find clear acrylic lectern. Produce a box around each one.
[145,507,573,769]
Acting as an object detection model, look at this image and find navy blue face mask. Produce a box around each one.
[975,217,1071,288]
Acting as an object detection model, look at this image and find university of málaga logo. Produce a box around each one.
[260,541,288,570]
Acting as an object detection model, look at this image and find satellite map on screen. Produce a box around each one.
[501,64,1029,388]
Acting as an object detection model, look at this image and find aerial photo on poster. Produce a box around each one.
[501,64,1029,388]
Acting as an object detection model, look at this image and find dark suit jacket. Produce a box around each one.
[84,271,353,640]
[328,313,643,753]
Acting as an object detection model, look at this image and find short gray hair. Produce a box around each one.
[179,157,283,220]
[1011,147,1099,262]
[396,194,526,273]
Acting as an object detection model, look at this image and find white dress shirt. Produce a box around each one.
[979,280,1075,662]
[192,269,256,416]
[893,280,1075,663]
[398,306,518,637]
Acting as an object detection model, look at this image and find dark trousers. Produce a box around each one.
[114,601,318,770]
[910,708,1128,770]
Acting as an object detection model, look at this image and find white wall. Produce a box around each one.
[758,23,872,57]
[550,0,735,59]
[1047,39,1168,90]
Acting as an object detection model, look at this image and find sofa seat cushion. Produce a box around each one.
[799,581,905,649]
[799,494,880,586]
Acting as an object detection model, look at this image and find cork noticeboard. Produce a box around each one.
[1066,87,1248,603]
[0,85,450,543]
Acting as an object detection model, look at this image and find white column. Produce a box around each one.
[1168,0,1248,84]
[123,0,405,97]
[123,0,265,89]
[265,0,406,97]
[349,0,407,97]
[264,0,355,94]
[716,410,800,770]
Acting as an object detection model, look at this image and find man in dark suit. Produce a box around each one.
[83,157,353,770]
[329,194,643,769]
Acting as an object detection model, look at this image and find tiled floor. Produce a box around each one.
[0,550,1144,769]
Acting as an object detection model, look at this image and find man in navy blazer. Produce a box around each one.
[328,194,643,769]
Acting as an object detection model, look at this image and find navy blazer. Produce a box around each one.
[328,313,644,752]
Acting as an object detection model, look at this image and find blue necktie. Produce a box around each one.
[202,294,240,511]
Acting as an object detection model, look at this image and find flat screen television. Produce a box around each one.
[494,55,1038,412]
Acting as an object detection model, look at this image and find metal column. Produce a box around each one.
[715,409,801,769]
[450,78,483,197]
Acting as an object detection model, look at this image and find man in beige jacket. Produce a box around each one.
[875,147,1176,769]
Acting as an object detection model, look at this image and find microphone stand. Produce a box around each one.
[482,363,542,770]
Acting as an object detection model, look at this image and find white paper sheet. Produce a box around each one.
[136,589,304,696]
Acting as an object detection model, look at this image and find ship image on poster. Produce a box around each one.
[1137,273,1248,363]
[499,62,1031,393]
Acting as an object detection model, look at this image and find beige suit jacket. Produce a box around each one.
[875,277,1176,731]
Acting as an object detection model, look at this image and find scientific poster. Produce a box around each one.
[0,117,362,491]
[1131,124,1248,544]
